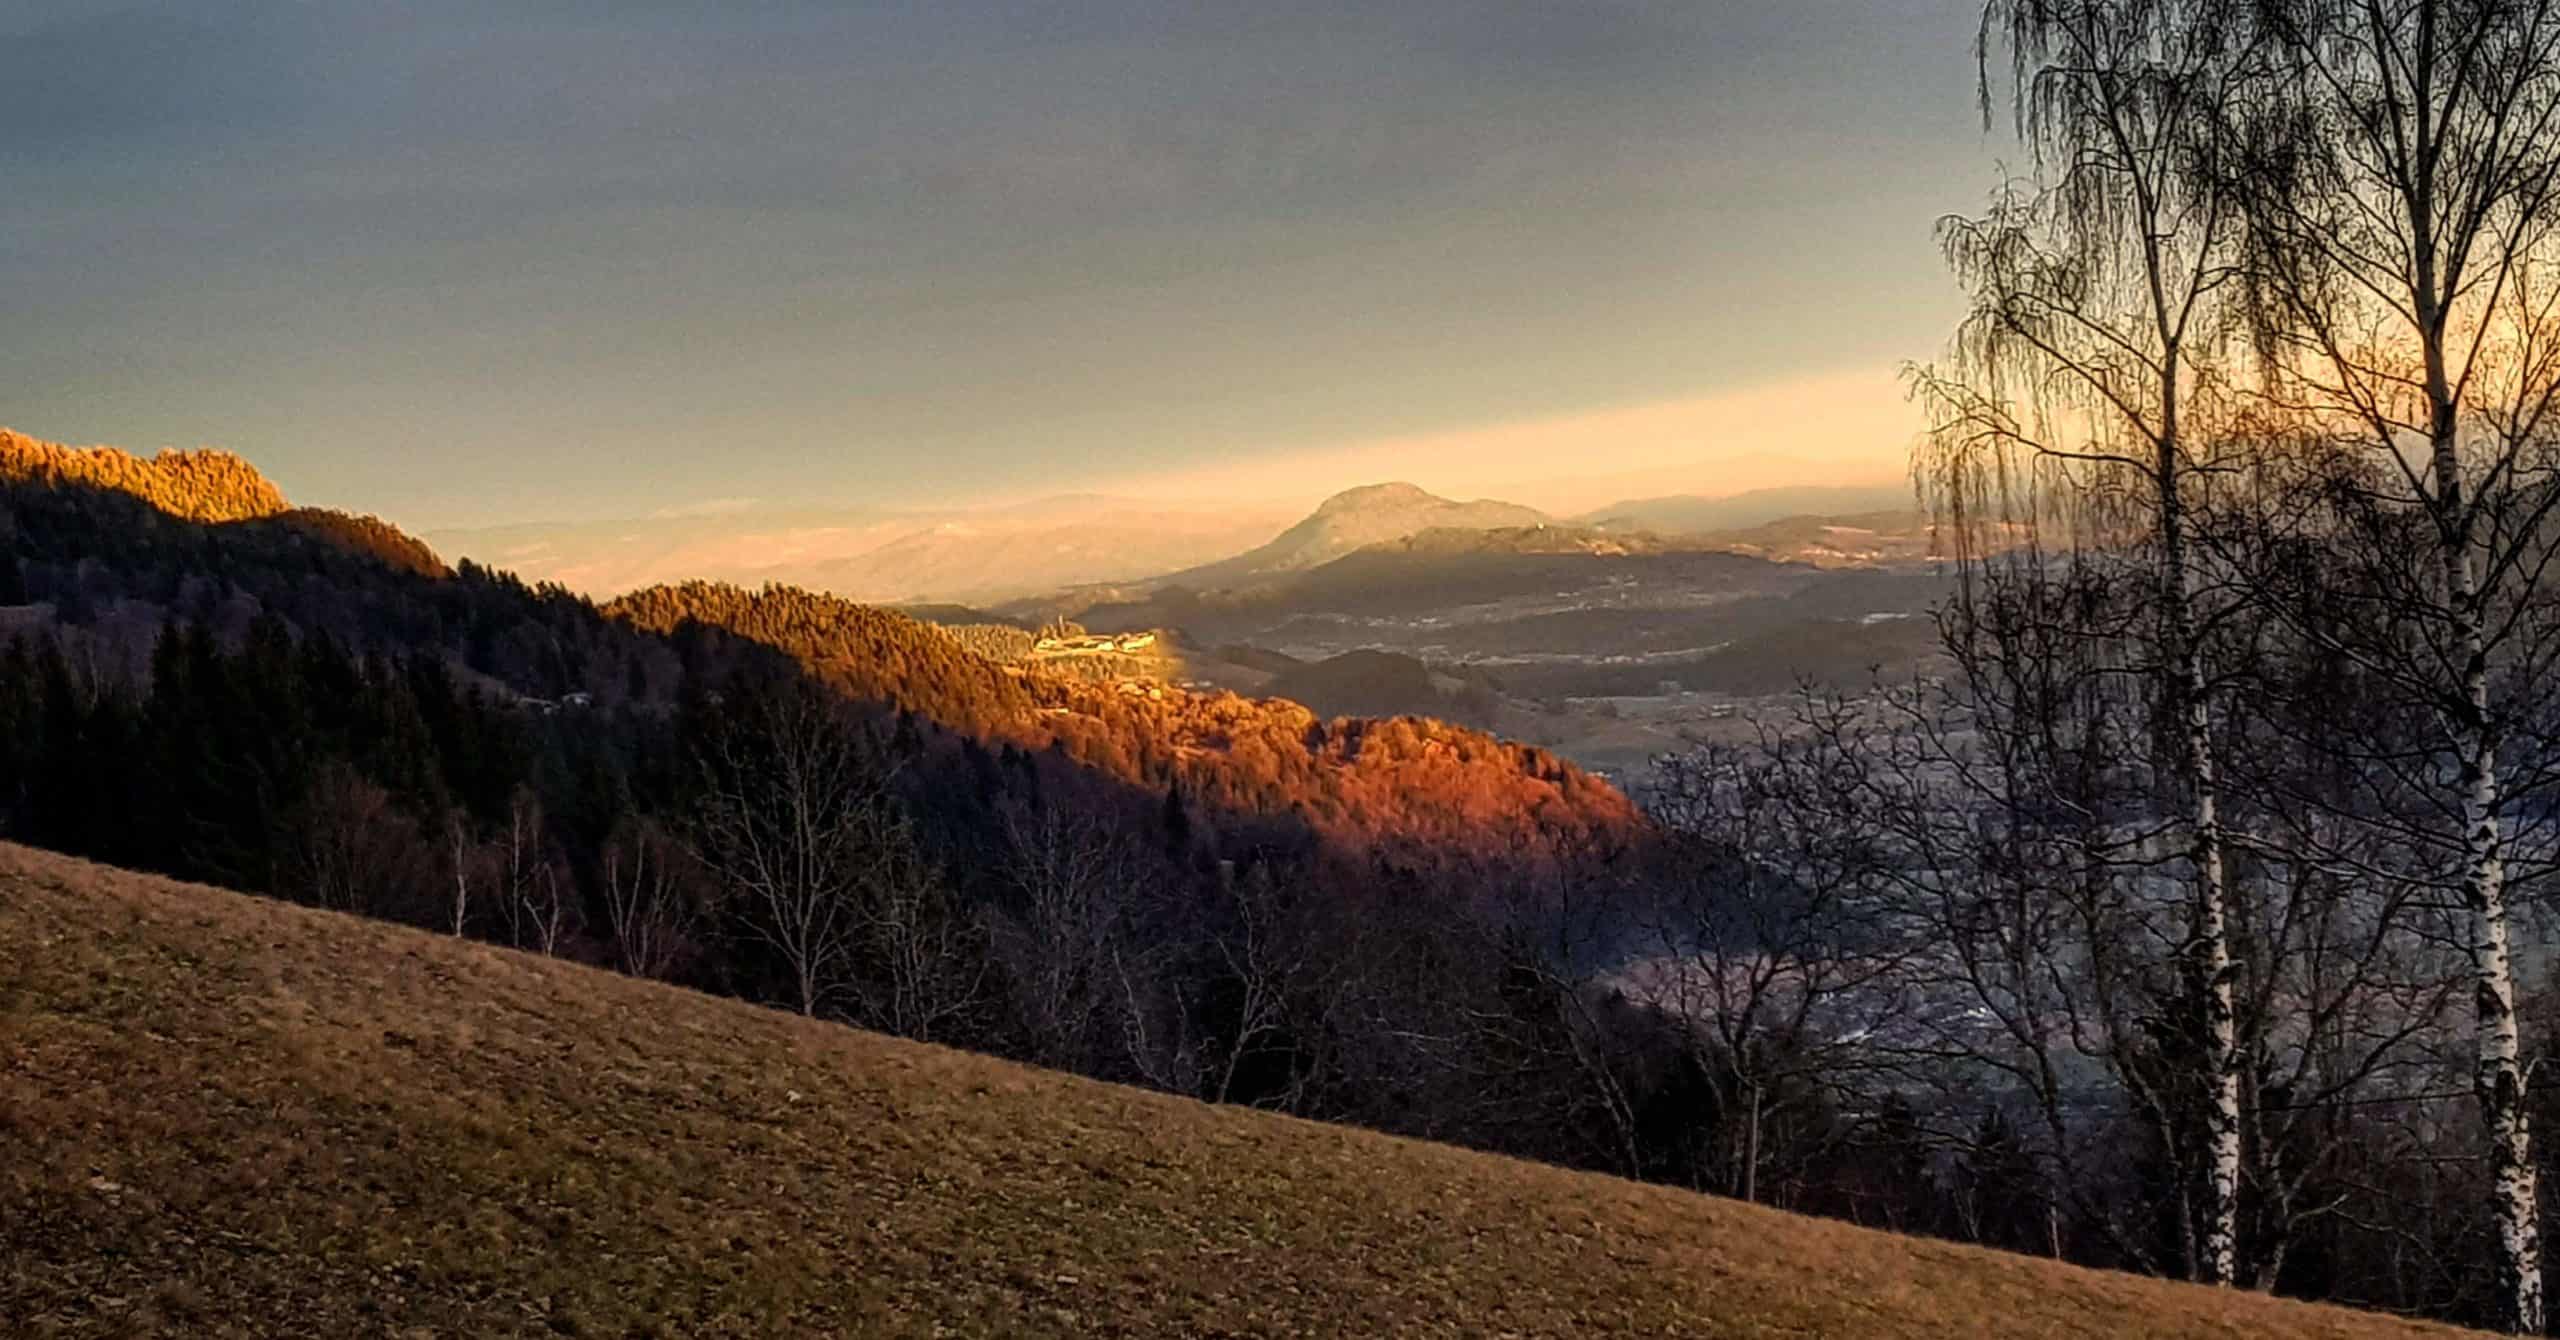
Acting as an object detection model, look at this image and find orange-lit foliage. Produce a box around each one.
[1,429,448,578]
[607,581,1641,853]
[0,430,288,523]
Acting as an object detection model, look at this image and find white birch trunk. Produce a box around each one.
[2425,278,2542,1329]
[2160,397,2241,1288]
[446,820,472,938]
[2453,587,2542,1332]
[2466,718,2542,1335]
[2186,638,2241,1289]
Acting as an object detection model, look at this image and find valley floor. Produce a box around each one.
[0,842,2476,1338]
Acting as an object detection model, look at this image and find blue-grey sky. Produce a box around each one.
[1,1,1998,527]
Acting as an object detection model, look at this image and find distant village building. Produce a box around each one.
[1033,630,1160,657]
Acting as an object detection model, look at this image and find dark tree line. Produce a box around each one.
[0,606,1920,1220]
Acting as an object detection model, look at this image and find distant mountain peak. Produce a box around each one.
[1313,481,1442,514]
[1153,483,1549,589]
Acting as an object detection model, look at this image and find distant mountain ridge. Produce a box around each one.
[418,478,1925,608]
[1688,508,1937,568]
[1033,483,1929,620]
[1577,483,1914,536]
[429,496,1297,604]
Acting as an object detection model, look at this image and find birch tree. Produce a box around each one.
[2225,2,2560,1326]
[601,818,699,982]
[498,786,573,957]
[442,810,484,938]
[1914,0,2254,1284]
[1876,557,2211,1272]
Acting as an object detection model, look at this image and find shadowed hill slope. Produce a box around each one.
[1266,647,1465,722]
[0,844,2478,1340]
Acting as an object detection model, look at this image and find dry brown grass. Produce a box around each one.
[0,842,2482,1338]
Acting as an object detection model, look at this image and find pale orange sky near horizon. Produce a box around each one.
[1,1,1990,530]
[1081,365,1919,516]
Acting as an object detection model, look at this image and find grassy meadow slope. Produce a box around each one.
[0,844,2474,1339]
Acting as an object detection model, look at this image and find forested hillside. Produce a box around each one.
[1,435,1632,868]
[0,430,286,522]
[609,580,1632,853]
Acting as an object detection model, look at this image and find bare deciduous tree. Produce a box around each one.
[859,818,986,1046]
[442,809,486,939]
[1914,0,2256,1280]
[687,683,886,1018]
[1205,863,1326,1108]
[2224,3,2560,1324]
[290,761,412,917]
[1636,737,1907,1205]
[990,803,1141,1072]
[497,786,573,957]
[601,818,700,981]
[688,680,983,1037]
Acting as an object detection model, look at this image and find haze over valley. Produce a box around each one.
[424,494,1304,605]
[425,472,1941,783]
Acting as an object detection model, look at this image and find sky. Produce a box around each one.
[0,1,2002,528]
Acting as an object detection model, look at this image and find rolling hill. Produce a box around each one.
[1037,541,1799,638]
[1264,647,1493,725]
[0,843,2474,1340]
[1682,508,1938,568]
[1577,483,1915,535]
